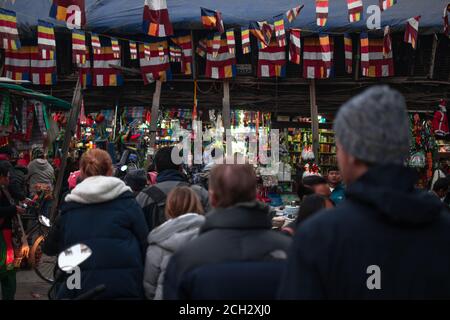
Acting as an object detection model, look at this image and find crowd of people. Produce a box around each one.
[2,85,450,300]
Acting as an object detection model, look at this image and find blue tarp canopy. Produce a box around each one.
[3,0,448,37]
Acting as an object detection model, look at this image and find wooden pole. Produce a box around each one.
[148,80,162,150]
[190,30,197,81]
[50,79,82,222]
[429,34,438,80]
[309,79,319,162]
[222,80,231,131]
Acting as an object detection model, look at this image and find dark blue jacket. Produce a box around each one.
[163,201,291,300]
[44,191,148,299]
[330,183,345,205]
[278,165,450,300]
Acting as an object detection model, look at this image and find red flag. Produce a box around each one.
[347,0,363,23]
[360,33,394,77]
[303,36,333,79]
[139,41,170,84]
[289,29,301,65]
[0,9,21,50]
[404,16,421,49]
[143,0,173,37]
[258,38,286,78]
[286,5,304,23]
[171,35,193,75]
[205,38,236,79]
[316,0,329,27]
[344,34,352,74]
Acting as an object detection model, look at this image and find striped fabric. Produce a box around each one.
[3,47,31,81]
[72,30,87,64]
[226,29,236,54]
[111,38,121,59]
[258,38,286,78]
[129,41,138,60]
[91,34,102,54]
[383,26,392,58]
[241,27,251,54]
[289,29,301,65]
[171,34,193,75]
[0,8,21,50]
[316,0,329,27]
[49,0,86,27]
[205,38,236,79]
[143,0,173,37]
[77,60,91,88]
[379,0,397,11]
[139,40,171,84]
[196,38,207,57]
[212,33,221,57]
[360,33,394,77]
[170,45,182,62]
[30,46,57,85]
[344,34,352,74]
[404,16,421,49]
[347,0,363,23]
[37,20,56,60]
[274,17,286,47]
[302,36,334,79]
[92,46,123,87]
[286,5,304,23]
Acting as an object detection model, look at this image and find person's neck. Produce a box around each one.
[329,182,339,188]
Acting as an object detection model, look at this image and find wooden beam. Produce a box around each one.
[50,79,82,222]
[429,34,438,80]
[148,80,162,150]
[309,79,319,161]
[222,80,231,130]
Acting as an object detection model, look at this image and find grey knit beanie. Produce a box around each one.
[333,86,410,165]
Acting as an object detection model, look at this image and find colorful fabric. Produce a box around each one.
[383,26,392,58]
[139,40,171,84]
[196,38,207,57]
[169,45,182,62]
[34,101,47,135]
[37,20,56,60]
[144,43,151,59]
[241,27,251,54]
[212,32,221,57]
[0,8,21,50]
[171,34,193,75]
[49,0,86,27]
[260,22,274,47]
[78,60,92,88]
[0,229,14,271]
[72,30,87,64]
[30,46,57,85]
[360,33,394,77]
[226,29,235,54]
[347,0,363,23]
[289,29,301,65]
[316,0,329,27]
[258,38,286,78]
[344,33,352,74]
[3,47,31,81]
[92,45,123,87]
[379,0,397,11]
[286,5,304,23]
[0,94,11,126]
[404,16,421,49]
[274,17,286,47]
[129,41,138,60]
[303,36,333,79]
[143,0,173,37]
[249,21,268,49]
[91,34,102,54]
[205,38,236,79]
[111,38,121,59]
[200,7,224,33]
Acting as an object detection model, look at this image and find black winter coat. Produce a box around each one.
[43,179,149,300]
[163,201,291,299]
[278,165,450,300]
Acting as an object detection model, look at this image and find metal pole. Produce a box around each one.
[309,79,319,162]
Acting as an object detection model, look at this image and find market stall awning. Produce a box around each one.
[0,83,72,110]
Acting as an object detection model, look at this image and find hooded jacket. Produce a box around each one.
[278,164,450,300]
[27,159,55,193]
[43,176,149,300]
[163,201,291,299]
[143,213,205,300]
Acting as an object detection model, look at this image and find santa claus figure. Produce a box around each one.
[432,99,449,138]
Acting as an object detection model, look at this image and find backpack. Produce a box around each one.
[142,182,189,232]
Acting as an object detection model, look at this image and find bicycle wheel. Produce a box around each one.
[30,236,56,283]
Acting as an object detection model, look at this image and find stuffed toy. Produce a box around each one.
[432,99,449,138]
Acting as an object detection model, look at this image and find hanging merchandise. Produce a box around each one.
[139,40,171,84]
[72,30,87,64]
[286,5,304,23]
[432,99,449,138]
[347,0,363,23]
[92,38,123,87]
[205,36,236,79]
[30,46,57,85]
[200,7,224,34]
[171,34,193,75]
[303,36,333,79]
[404,16,421,49]
[111,38,121,59]
[0,8,21,50]
[226,29,235,54]
[49,0,86,27]
[379,0,397,11]
[301,146,315,161]
[360,33,394,77]
[383,26,392,58]
[37,20,56,60]
[4,47,31,81]
[241,27,251,54]
[129,41,138,60]
[344,33,352,74]
[143,0,174,37]
[274,16,286,47]
[302,163,320,178]
[33,101,47,136]
[316,0,329,27]
[257,38,286,78]
[289,29,301,65]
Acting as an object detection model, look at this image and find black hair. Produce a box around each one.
[0,161,10,177]
[296,194,328,227]
[433,177,449,192]
[302,175,328,187]
[154,146,181,173]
